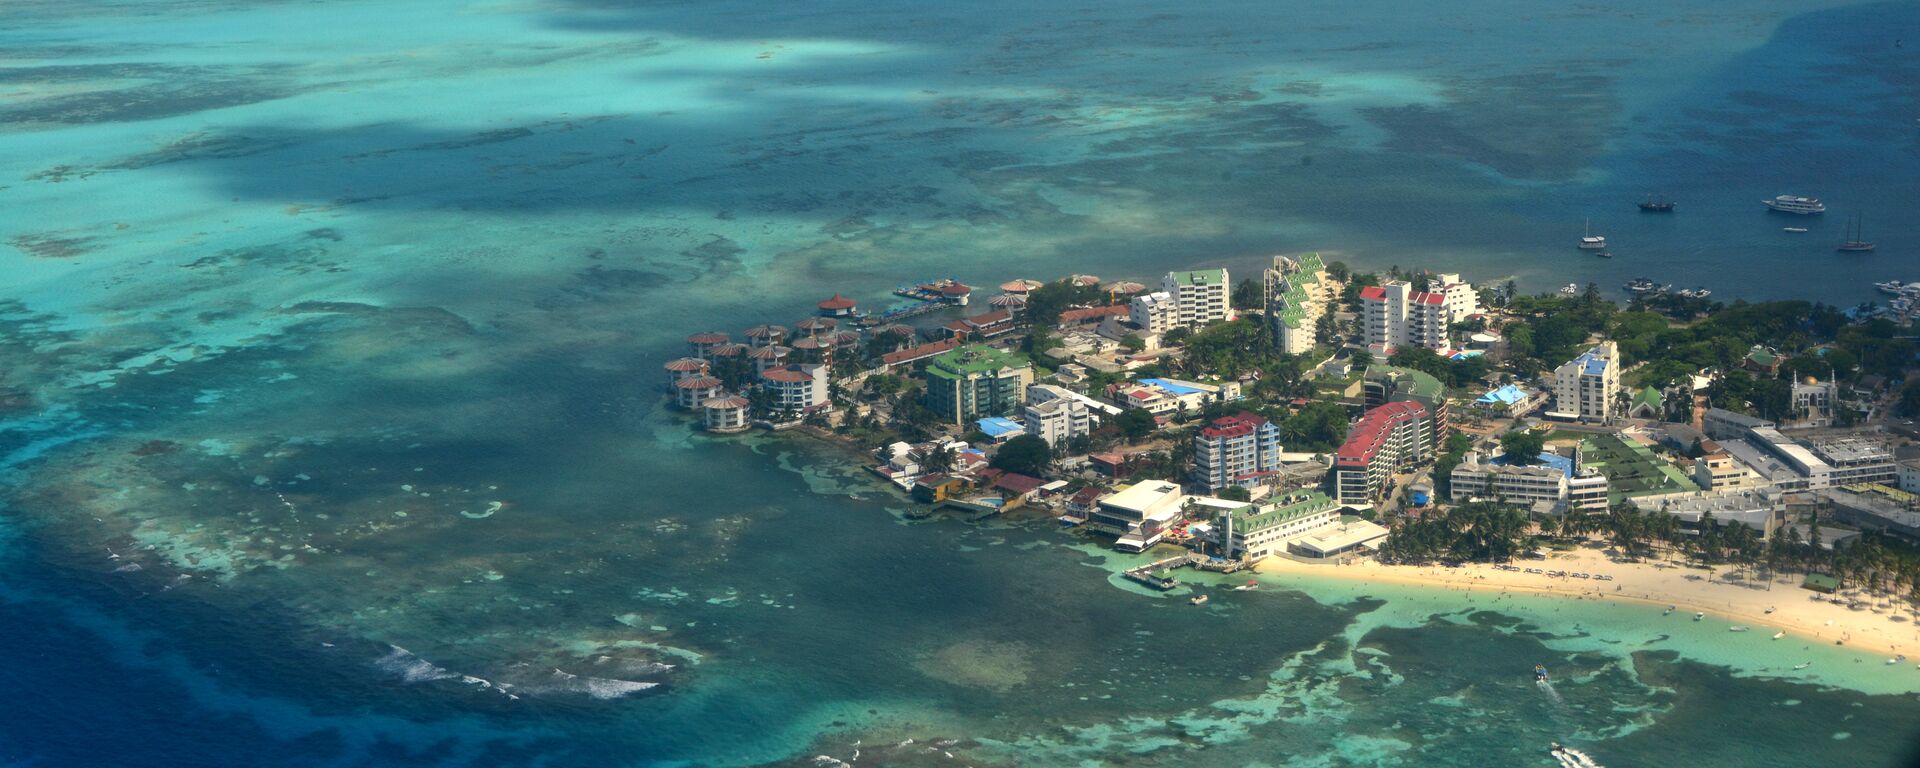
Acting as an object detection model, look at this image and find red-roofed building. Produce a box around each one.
[942,309,1015,340]
[1056,305,1130,326]
[1193,412,1284,491]
[817,293,858,317]
[760,364,830,415]
[1359,281,1449,354]
[881,338,962,369]
[991,472,1047,500]
[1331,401,1433,506]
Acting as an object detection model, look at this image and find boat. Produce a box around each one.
[1579,218,1607,250]
[1662,605,1675,615]
[1639,195,1675,212]
[1548,742,1604,768]
[1694,612,1705,621]
[1763,194,1826,214]
[1772,631,1786,639]
[1784,226,1810,233]
[1558,283,1579,297]
[1534,663,1550,682]
[1839,214,1875,252]
[1189,594,1209,605]
[1729,626,1749,632]
[1887,658,1900,665]
[1881,280,1914,294]
[1764,605,1776,614]
[1594,250,1613,259]
[1625,277,1658,293]
[1232,580,1259,591]
[1793,662,1812,670]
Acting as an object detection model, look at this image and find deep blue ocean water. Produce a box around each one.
[3,1,1920,766]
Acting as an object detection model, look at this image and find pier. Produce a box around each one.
[1122,553,1251,590]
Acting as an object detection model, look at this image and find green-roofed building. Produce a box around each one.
[1161,267,1231,328]
[922,344,1034,424]
[1214,490,1340,559]
[1262,254,1329,354]
[1364,365,1449,439]
[1743,345,1782,374]
[1629,386,1665,419]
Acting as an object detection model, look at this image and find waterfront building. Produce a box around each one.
[1214,490,1338,560]
[942,309,1015,340]
[663,357,710,388]
[1024,394,1092,449]
[1630,487,1787,540]
[880,338,963,370]
[701,394,751,433]
[922,345,1033,424]
[1429,273,1480,324]
[1331,400,1433,506]
[1129,291,1178,334]
[743,324,787,348]
[686,331,730,359]
[790,335,831,364]
[1161,268,1231,329]
[1551,341,1619,423]
[673,375,724,410]
[1262,253,1329,354]
[748,344,793,373]
[760,364,830,415]
[1705,408,1894,490]
[1192,412,1284,492]
[1448,451,1610,514]
[1088,480,1185,552]
[817,293,858,317]
[1358,280,1448,354]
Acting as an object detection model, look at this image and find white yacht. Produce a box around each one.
[1763,195,1826,214]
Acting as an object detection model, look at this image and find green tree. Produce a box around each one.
[1217,485,1252,502]
[1499,430,1546,463]
[1231,278,1264,311]
[1280,400,1351,453]
[1349,349,1374,370]
[1117,408,1159,442]
[1326,261,1351,283]
[1119,333,1145,353]
[990,435,1053,477]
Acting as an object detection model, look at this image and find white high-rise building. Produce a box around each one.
[1129,291,1178,334]
[1552,342,1620,423]
[1430,273,1480,323]
[1161,268,1230,329]
[1358,280,1448,354]
[1024,393,1092,449]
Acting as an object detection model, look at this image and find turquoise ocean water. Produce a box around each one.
[3,1,1919,765]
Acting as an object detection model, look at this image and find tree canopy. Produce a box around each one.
[990,435,1053,477]
[1498,430,1546,463]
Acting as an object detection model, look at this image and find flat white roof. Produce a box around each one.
[1100,481,1184,515]
[1291,520,1391,555]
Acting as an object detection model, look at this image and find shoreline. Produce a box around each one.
[1253,543,1920,662]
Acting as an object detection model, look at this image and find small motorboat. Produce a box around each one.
[1534,663,1550,682]
[1772,631,1785,639]
[1232,580,1259,591]
[1594,250,1613,259]
[1729,626,1749,632]
[1694,612,1705,621]
[1663,605,1676,616]
[1793,662,1812,670]
[1783,227,1810,233]
[1887,658,1900,665]
[1189,594,1209,606]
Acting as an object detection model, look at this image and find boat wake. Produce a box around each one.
[1536,678,1564,705]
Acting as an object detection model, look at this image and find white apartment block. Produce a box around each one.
[1431,273,1481,323]
[1024,395,1092,449]
[1449,452,1611,514]
[1162,268,1230,329]
[1129,291,1178,334]
[1358,281,1448,354]
[1552,341,1620,423]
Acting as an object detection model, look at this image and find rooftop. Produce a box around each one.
[1224,491,1335,533]
[1334,400,1429,465]
[818,293,857,310]
[1167,268,1227,287]
[976,416,1025,438]
[928,344,1030,377]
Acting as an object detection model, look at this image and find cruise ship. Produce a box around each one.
[1762,195,1826,214]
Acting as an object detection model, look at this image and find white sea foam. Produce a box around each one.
[375,645,458,683]
[545,668,659,699]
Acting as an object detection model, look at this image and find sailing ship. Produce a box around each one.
[1638,195,1675,212]
[1578,218,1607,250]
[1838,214,1875,252]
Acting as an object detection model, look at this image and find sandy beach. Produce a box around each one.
[1256,543,1920,660]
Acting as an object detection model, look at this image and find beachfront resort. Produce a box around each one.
[663,256,1920,657]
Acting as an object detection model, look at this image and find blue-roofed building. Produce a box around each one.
[1551,341,1620,423]
[1451,450,1610,514]
[975,416,1026,442]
